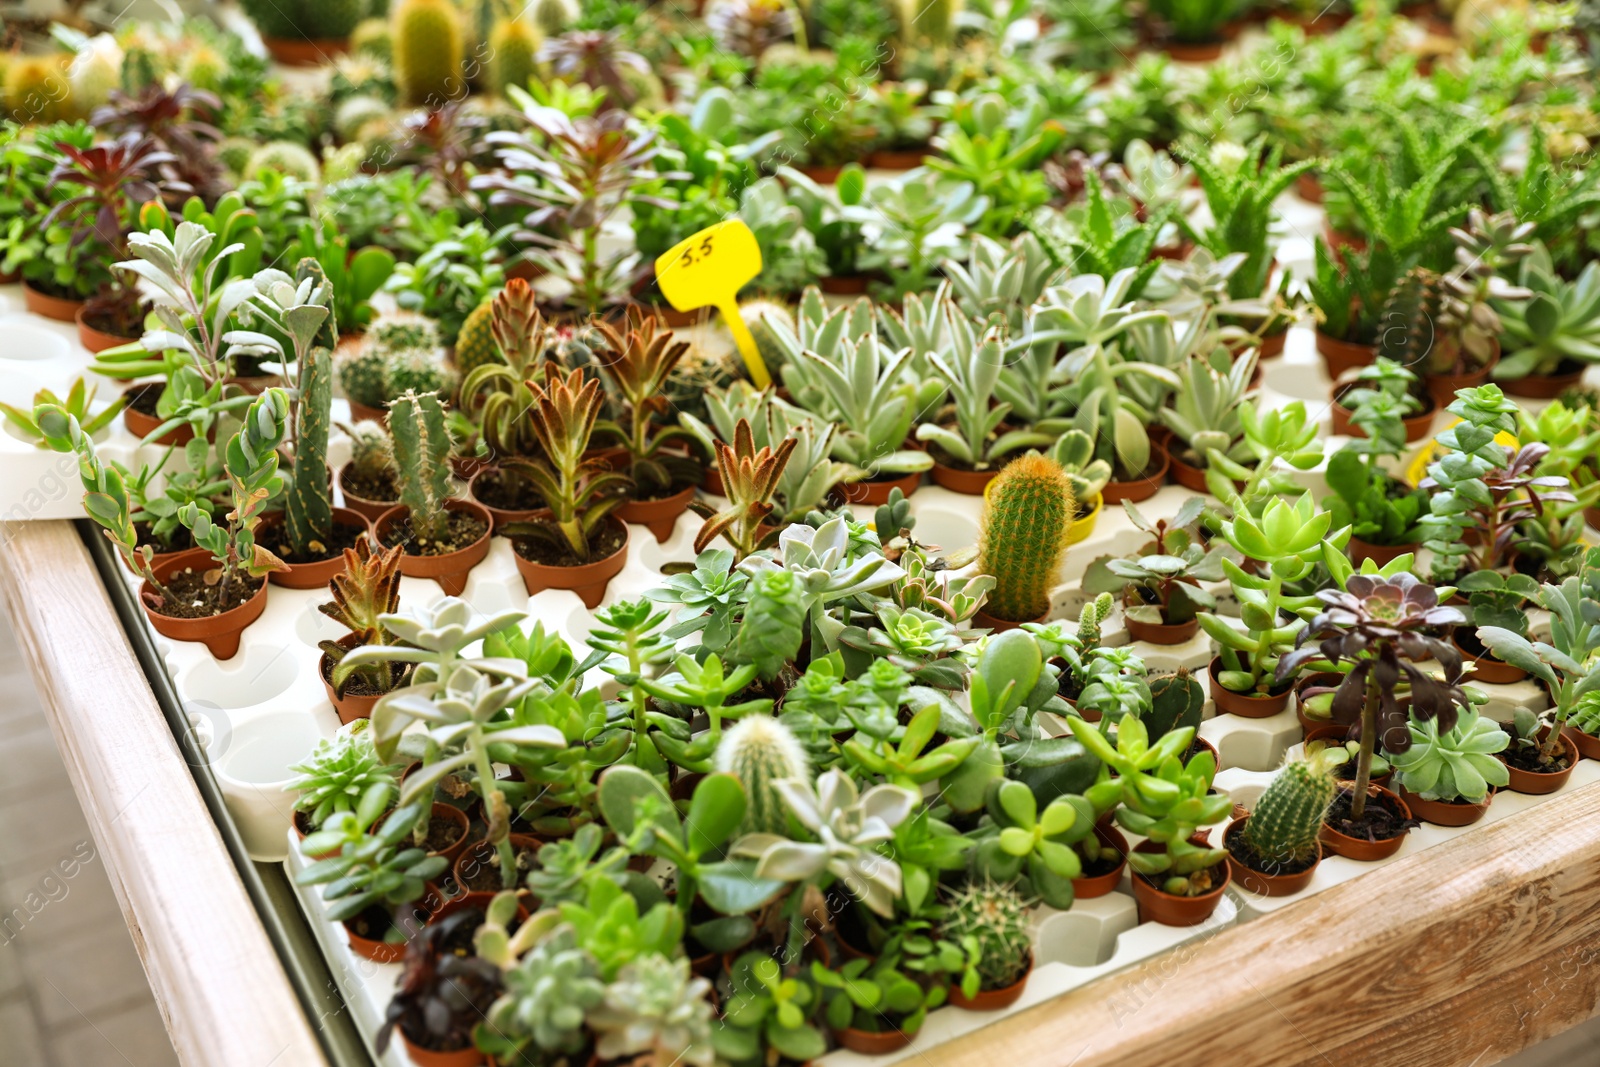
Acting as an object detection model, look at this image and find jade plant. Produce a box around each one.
[969,778,1084,909]
[975,454,1075,624]
[811,955,946,1040]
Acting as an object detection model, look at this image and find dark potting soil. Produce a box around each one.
[1136,861,1224,896]
[323,657,405,697]
[268,517,367,564]
[349,904,405,945]
[1226,828,1316,878]
[134,521,192,555]
[1501,744,1571,774]
[630,473,698,503]
[459,842,541,893]
[382,510,489,556]
[419,815,466,855]
[436,908,485,956]
[148,567,262,618]
[343,467,398,503]
[1079,848,1123,879]
[128,383,163,416]
[474,471,545,511]
[511,521,626,567]
[1326,788,1412,842]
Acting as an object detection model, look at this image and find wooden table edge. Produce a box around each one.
[0,520,329,1067]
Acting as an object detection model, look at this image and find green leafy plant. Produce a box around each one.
[1082,497,1223,627]
[716,950,827,1066]
[1494,248,1600,381]
[969,778,1084,909]
[295,786,446,928]
[811,955,946,1038]
[861,170,987,301]
[1182,139,1315,299]
[288,725,402,830]
[1389,706,1509,804]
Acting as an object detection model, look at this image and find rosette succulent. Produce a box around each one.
[589,954,715,1067]
[1389,706,1510,804]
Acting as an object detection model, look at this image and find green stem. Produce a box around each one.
[469,730,516,889]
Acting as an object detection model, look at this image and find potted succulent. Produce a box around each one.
[1324,369,1431,567]
[1493,247,1600,397]
[1421,211,1536,405]
[338,421,400,522]
[458,280,550,525]
[1159,349,1256,493]
[1226,754,1338,896]
[318,540,409,724]
[1068,716,1233,925]
[375,909,501,1066]
[500,367,633,607]
[1145,0,1242,59]
[593,311,704,541]
[374,390,494,597]
[941,880,1035,1010]
[287,724,402,844]
[1389,707,1509,826]
[1328,357,1436,444]
[1081,497,1224,644]
[973,455,1075,629]
[1451,572,1539,684]
[689,420,798,562]
[1274,573,1467,861]
[239,0,364,65]
[916,322,1053,494]
[812,955,946,1055]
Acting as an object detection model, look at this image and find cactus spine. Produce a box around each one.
[347,421,395,479]
[388,390,454,543]
[393,0,465,107]
[977,455,1074,623]
[453,298,502,375]
[489,17,541,96]
[1243,758,1338,868]
[942,880,1032,991]
[383,347,454,400]
[1376,266,1442,370]
[286,346,335,557]
[714,715,809,837]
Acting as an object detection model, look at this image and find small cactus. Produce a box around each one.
[714,715,809,837]
[977,455,1075,623]
[246,141,322,183]
[351,17,393,59]
[453,298,502,376]
[334,95,390,142]
[383,347,454,401]
[1243,758,1338,869]
[388,390,454,543]
[1145,669,1204,742]
[1075,591,1114,649]
[489,17,541,96]
[346,421,396,481]
[338,345,391,409]
[533,0,578,35]
[1377,266,1442,373]
[942,880,1033,992]
[285,345,335,558]
[393,0,465,107]
[304,0,366,38]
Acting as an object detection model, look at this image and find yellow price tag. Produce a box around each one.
[654,220,770,388]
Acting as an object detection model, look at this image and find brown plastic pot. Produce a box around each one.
[382,803,471,865]
[1424,353,1497,408]
[1501,364,1587,399]
[1452,630,1528,685]
[452,834,545,904]
[1499,731,1578,795]
[973,607,1047,633]
[1320,784,1411,861]
[949,954,1032,1011]
[22,282,83,322]
[140,549,268,660]
[261,35,350,66]
[258,508,372,589]
[123,383,195,446]
[1257,330,1287,359]
[1294,171,1324,203]
[343,917,413,963]
[511,513,629,608]
[796,162,844,184]
[1314,330,1376,379]
[833,1024,916,1055]
[868,147,931,169]
[1397,785,1493,827]
[837,469,923,507]
[1346,535,1420,568]
[929,460,998,495]
[819,274,871,296]
[1208,657,1291,718]
[1161,38,1225,61]
[467,467,546,531]
[375,499,493,597]
[617,482,697,543]
[1071,825,1129,900]
[318,634,404,725]
[400,1033,484,1067]
[1225,817,1320,897]
[1123,591,1199,645]
[1100,445,1170,505]
[337,464,399,524]
[1329,388,1436,443]
[75,305,138,353]
[1564,725,1600,761]
[1166,449,1243,495]
[1129,839,1230,926]
[347,398,387,423]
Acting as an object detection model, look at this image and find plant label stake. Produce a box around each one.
[654,219,769,388]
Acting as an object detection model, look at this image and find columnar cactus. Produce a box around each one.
[285,345,335,557]
[714,715,809,836]
[388,390,454,543]
[489,17,541,96]
[393,0,465,107]
[1075,591,1114,648]
[1243,758,1338,868]
[941,880,1033,992]
[977,455,1075,623]
[1377,266,1443,370]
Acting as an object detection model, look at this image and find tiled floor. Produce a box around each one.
[0,609,178,1067]
[0,596,1595,1067]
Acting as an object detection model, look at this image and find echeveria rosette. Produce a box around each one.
[731,769,918,917]
[1276,573,1468,754]
[1389,707,1510,804]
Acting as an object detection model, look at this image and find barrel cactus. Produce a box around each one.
[532,0,578,34]
[941,880,1033,993]
[392,0,464,106]
[346,421,395,481]
[383,347,454,401]
[454,298,502,375]
[489,17,541,96]
[334,95,390,141]
[351,17,393,59]
[714,715,809,837]
[5,56,75,124]
[338,344,390,409]
[977,455,1075,623]
[1242,757,1338,869]
[246,141,322,183]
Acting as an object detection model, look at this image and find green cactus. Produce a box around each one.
[338,345,390,409]
[714,715,809,837]
[346,421,396,479]
[239,0,299,38]
[246,141,322,183]
[388,390,454,543]
[393,0,464,106]
[1075,591,1114,649]
[217,137,256,178]
[453,298,502,375]
[334,95,390,142]
[532,0,578,35]
[489,17,541,96]
[350,18,393,60]
[286,345,335,558]
[977,455,1075,623]
[383,347,454,401]
[5,56,74,124]
[1376,266,1443,371]
[1145,669,1204,742]
[941,880,1033,992]
[1243,758,1338,869]
[305,0,367,38]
